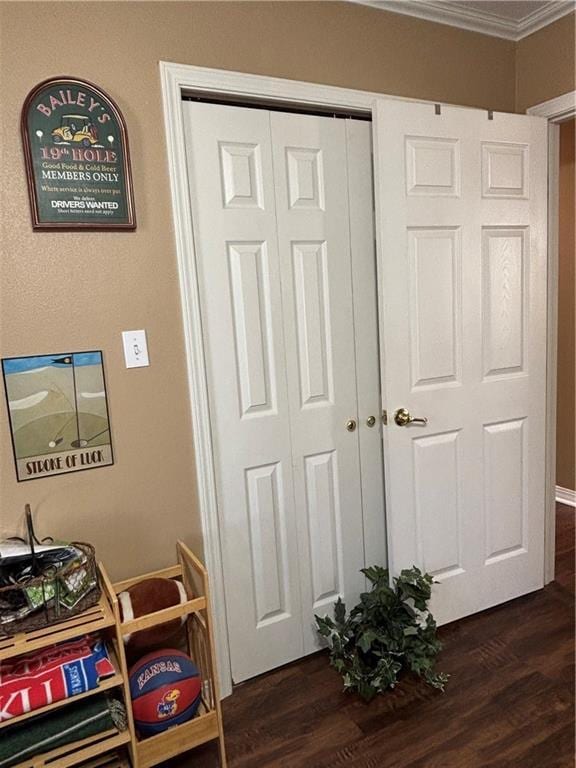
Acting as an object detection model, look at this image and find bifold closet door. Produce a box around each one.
[183,102,305,681]
[269,112,366,653]
[375,99,548,625]
[183,102,380,682]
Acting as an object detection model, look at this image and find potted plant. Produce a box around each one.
[315,566,448,701]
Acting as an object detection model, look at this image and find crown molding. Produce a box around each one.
[354,0,575,40]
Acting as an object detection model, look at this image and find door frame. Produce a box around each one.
[159,60,559,697]
[527,90,576,582]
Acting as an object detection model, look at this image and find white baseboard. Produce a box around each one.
[555,485,576,508]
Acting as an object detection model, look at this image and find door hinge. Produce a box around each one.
[382,409,388,426]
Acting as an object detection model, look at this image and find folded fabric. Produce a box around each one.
[0,693,126,768]
[90,637,116,680]
[0,635,115,722]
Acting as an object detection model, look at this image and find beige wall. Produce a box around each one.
[556,120,575,492]
[0,1,573,581]
[514,14,576,490]
[0,1,518,580]
[516,12,576,112]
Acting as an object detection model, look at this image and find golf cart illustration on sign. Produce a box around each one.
[52,114,99,146]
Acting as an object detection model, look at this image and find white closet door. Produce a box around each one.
[270,112,366,653]
[346,119,387,570]
[183,101,304,681]
[375,99,547,624]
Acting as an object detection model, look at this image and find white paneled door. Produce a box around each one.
[183,102,385,682]
[375,99,547,625]
[183,95,548,684]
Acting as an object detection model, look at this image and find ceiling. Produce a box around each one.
[354,0,576,39]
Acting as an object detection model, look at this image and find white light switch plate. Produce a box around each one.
[122,329,149,368]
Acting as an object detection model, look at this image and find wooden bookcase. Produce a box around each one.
[0,595,132,768]
[0,543,226,768]
[100,541,227,768]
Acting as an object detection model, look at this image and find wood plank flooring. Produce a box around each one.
[166,504,574,767]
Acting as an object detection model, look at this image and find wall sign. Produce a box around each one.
[21,77,136,229]
[2,352,114,481]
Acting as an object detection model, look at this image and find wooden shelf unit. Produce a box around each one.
[100,541,227,768]
[0,583,132,768]
[0,594,115,663]
[0,544,224,768]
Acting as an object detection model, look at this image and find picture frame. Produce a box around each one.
[21,76,136,230]
[2,351,114,481]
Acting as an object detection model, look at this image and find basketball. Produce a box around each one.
[129,649,202,737]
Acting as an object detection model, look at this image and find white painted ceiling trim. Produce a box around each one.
[526,90,576,121]
[354,0,575,40]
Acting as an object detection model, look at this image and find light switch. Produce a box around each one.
[122,329,149,368]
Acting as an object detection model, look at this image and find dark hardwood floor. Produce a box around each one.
[167,504,575,767]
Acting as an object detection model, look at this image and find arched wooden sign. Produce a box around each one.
[21,77,136,230]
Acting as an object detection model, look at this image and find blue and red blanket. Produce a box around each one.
[0,635,114,721]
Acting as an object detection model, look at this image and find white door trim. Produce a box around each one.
[527,90,575,584]
[159,60,559,696]
[527,91,576,122]
[556,486,576,508]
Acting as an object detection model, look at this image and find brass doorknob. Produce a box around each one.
[346,419,357,432]
[366,415,376,428]
[394,408,428,427]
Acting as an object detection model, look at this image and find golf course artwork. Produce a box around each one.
[2,352,113,481]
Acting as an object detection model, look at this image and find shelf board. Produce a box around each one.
[76,752,130,768]
[0,595,115,662]
[136,709,219,768]
[0,671,124,730]
[118,595,206,636]
[9,727,131,768]
[113,565,183,593]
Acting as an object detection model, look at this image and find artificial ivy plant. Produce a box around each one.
[315,565,449,701]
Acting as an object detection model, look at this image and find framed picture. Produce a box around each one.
[2,351,114,481]
[21,77,136,229]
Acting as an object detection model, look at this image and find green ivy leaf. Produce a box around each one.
[361,566,389,586]
[315,614,334,637]
[334,598,347,627]
[358,630,377,653]
[357,680,378,702]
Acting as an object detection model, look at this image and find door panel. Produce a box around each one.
[483,418,526,563]
[183,102,304,681]
[346,120,388,571]
[270,112,366,653]
[375,99,547,624]
[482,227,528,378]
[184,101,385,681]
[408,226,462,388]
[413,429,462,578]
[291,240,333,407]
[227,241,277,417]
